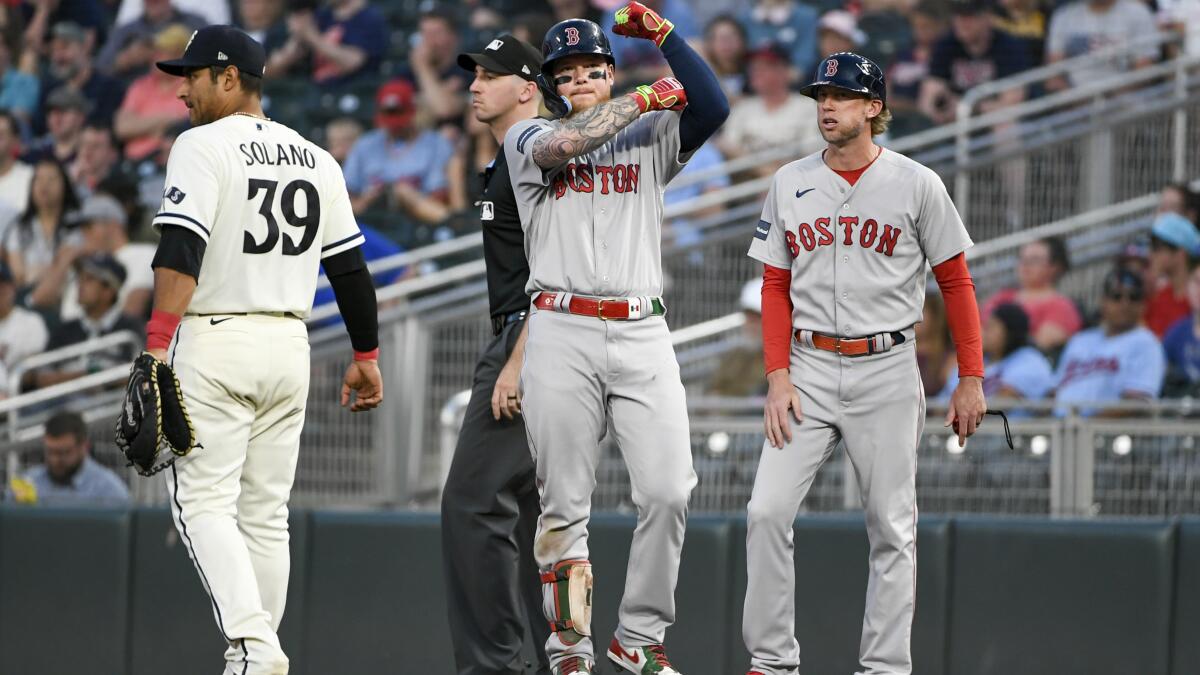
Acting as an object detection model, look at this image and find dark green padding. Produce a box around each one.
[727,514,951,675]
[1172,518,1200,675]
[949,518,1175,675]
[587,514,734,675]
[0,506,132,675]
[127,507,310,675]
[303,511,453,673]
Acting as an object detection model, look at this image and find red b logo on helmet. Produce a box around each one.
[565,27,580,45]
[825,59,839,77]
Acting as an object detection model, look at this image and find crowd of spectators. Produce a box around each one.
[917,182,1200,417]
[0,0,1189,416]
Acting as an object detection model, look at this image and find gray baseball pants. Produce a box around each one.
[521,308,697,666]
[744,336,924,675]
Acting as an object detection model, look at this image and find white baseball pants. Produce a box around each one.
[164,314,310,675]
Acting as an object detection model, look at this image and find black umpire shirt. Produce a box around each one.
[480,143,529,320]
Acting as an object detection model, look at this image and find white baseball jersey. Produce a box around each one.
[504,111,687,298]
[747,148,973,337]
[152,115,364,317]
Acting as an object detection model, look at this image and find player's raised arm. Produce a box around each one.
[528,19,687,170]
[529,80,684,169]
[613,1,729,154]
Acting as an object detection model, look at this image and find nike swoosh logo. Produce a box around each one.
[209,317,235,325]
[796,188,816,198]
[613,645,640,664]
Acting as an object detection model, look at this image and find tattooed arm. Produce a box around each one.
[530,95,643,170]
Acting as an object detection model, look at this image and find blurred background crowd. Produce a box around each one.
[0,0,1195,417]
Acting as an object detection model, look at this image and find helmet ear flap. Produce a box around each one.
[537,72,572,119]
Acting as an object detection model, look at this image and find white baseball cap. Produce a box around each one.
[739,278,763,314]
[818,11,867,47]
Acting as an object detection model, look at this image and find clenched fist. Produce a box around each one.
[628,77,687,113]
[612,1,675,48]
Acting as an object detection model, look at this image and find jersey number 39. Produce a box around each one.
[244,178,320,255]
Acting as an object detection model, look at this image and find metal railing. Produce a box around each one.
[0,330,141,441]
[435,396,1200,518]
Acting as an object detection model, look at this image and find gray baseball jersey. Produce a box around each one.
[747,148,972,336]
[742,147,972,675]
[504,110,698,670]
[504,111,686,297]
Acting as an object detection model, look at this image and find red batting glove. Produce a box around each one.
[612,1,675,48]
[628,77,687,113]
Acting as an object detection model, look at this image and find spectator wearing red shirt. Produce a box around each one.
[114,24,191,162]
[1144,212,1200,337]
[982,236,1082,353]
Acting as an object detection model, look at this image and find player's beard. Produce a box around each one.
[186,102,213,126]
[566,91,608,117]
[821,119,865,147]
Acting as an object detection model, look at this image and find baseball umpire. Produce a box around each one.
[504,4,728,673]
[441,34,551,675]
[122,26,383,674]
[743,52,986,675]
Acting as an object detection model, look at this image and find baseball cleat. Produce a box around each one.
[553,656,594,674]
[607,638,681,674]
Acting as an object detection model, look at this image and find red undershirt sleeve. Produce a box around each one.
[932,252,985,379]
[761,264,794,373]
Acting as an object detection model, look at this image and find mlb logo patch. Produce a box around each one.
[480,201,495,221]
[165,187,186,204]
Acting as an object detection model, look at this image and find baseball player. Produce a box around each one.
[742,53,986,675]
[505,5,728,673]
[441,35,551,675]
[143,26,382,674]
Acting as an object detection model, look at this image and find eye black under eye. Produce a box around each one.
[554,75,571,85]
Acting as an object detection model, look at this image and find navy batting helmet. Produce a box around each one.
[541,19,614,75]
[800,52,886,106]
[538,19,614,118]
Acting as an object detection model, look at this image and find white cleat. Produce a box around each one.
[606,637,682,674]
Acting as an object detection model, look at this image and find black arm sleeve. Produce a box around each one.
[660,30,730,154]
[325,247,379,353]
[151,225,207,280]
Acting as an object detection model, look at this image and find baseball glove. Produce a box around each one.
[115,353,198,476]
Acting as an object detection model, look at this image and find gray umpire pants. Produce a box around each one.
[442,319,551,675]
[744,337,924,675]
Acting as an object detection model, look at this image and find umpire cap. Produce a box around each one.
[541,19,614,75]
[457,34,542,81]
[156,25,266,78]
[800,52,887,106]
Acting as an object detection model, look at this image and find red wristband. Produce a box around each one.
[145,310,181,352]
[354,348,379,361]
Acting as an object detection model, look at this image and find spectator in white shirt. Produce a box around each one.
[0,260,48,396]
[43,193,155,321]
[717,42,823,178]
[0,111,33,219]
